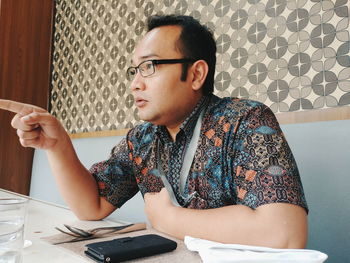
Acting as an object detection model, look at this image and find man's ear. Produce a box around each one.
[190,60,209,91]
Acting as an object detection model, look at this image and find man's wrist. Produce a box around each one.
[47,132,73,157]
[162,205,183,235]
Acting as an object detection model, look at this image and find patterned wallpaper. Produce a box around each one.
[50,0,350,134]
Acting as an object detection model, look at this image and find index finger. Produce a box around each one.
[0,99,45,114]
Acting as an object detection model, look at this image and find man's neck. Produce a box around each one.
[165,94,205,142]
[166,125,181,142]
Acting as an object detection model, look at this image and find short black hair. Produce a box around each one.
[147,14,216,95]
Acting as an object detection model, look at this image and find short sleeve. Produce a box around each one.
[232,104,308,212]
[90,137,139,208]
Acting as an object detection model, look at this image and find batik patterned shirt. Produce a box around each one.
[90,94,308,211]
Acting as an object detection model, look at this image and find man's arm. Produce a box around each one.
[45,132,116,220]
[145,188,307,248]
[0,99,116,219]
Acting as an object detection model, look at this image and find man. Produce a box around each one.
[0,15,307,248]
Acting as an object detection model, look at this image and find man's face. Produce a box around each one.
[130,25,201,128]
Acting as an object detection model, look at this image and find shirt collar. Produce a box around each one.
[156,95,211,142]
[179,95,210,137]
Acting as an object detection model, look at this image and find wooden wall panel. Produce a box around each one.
[0,0,54,194]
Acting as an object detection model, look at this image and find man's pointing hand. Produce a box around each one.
[0,99,68,150]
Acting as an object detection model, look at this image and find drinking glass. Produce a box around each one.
[0,197,28,263]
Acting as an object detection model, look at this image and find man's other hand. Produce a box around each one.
[144,188,176,232]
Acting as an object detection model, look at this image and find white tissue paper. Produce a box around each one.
[185,236,328,263]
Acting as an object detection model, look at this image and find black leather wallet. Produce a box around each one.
[84,234,177,262]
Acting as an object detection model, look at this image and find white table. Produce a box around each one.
[1,189,98,262]
[0,189,200,263]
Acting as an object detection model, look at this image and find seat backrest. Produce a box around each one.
[281,119,350,263]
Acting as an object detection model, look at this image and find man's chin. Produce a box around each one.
[138,112,152,123]
[138,113,162,125]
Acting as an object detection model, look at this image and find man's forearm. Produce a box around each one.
[160,203,307,249]
[46,135,114,220]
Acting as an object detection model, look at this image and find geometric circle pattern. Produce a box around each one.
[50,0,350,134]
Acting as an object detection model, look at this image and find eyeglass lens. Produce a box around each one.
[127,61,154,80]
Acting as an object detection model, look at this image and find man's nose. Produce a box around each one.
[130,72,146,91]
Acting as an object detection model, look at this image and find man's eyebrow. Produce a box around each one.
[130,54,159,65]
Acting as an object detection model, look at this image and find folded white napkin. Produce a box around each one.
[184,236,328,263]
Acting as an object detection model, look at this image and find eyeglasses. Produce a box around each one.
[126,58,195,80]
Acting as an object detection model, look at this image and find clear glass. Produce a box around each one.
[0,198,28,263]
[127,60,155,80]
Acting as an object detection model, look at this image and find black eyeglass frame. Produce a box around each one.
[126,58,196,80]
